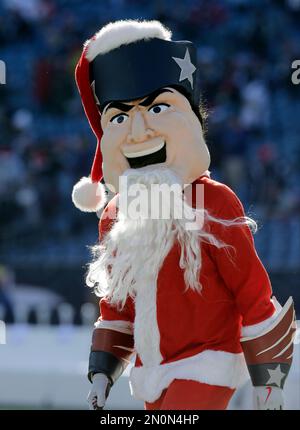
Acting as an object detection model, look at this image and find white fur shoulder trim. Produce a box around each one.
[85,20,172,61]
[94,319,133,335]
[129,349,249,403]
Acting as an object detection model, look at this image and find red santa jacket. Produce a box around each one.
[92,173,276,403]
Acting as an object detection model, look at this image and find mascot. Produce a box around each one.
[72,20,296,410]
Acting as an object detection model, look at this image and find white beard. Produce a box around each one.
[87,166,218,308]
[86,165,256,366]
[86,165,256,309]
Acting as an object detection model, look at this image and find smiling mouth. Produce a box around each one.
[125,143,167,168]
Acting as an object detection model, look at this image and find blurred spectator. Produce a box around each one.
[250,143,286,217]
[239,80,270,132]
[0,266,14,323]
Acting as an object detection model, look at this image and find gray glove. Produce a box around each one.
[253,386,284,410]
[87,373,110,410]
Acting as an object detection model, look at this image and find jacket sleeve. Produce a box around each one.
[240,297,295,389]
[206,185,297,390]
[88,296,135,384]
[207,184,276,329]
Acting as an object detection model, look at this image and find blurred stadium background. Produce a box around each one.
[0,0,299,409]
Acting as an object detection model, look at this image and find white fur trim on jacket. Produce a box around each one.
[85,20,172,61]
[241,296,282,338]
[94,319,133,335]
[129,349,249,403]
[134,281,163,367]
[72,176,107,212]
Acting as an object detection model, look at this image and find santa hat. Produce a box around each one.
[72,20,200,212]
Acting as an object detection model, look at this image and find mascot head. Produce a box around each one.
[72,19,210,212]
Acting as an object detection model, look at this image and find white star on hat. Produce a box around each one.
[172,48,196,89]
[266,365,286,387]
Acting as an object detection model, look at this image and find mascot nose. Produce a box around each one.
[127,111,154,143]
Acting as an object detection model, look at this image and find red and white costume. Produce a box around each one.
[72,20,295,411]
[95,173,276,405]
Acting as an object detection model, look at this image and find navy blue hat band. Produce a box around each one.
[90,38,200,109]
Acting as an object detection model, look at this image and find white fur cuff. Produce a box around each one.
[94,319,134,335]
[241,296,283,339]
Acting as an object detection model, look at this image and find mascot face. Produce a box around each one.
[100,87,210,192]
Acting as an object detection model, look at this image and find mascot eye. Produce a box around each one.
[110,113,129,124]
[148,103,170,114]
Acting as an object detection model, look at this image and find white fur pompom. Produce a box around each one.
[72,177,107,212]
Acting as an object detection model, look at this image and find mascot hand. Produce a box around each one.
[253,386,284,410]
[87,373,110,410]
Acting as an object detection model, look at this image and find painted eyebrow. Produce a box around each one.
[103,88,174,114]
[103,101,134,114]
[139,88,174,107]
